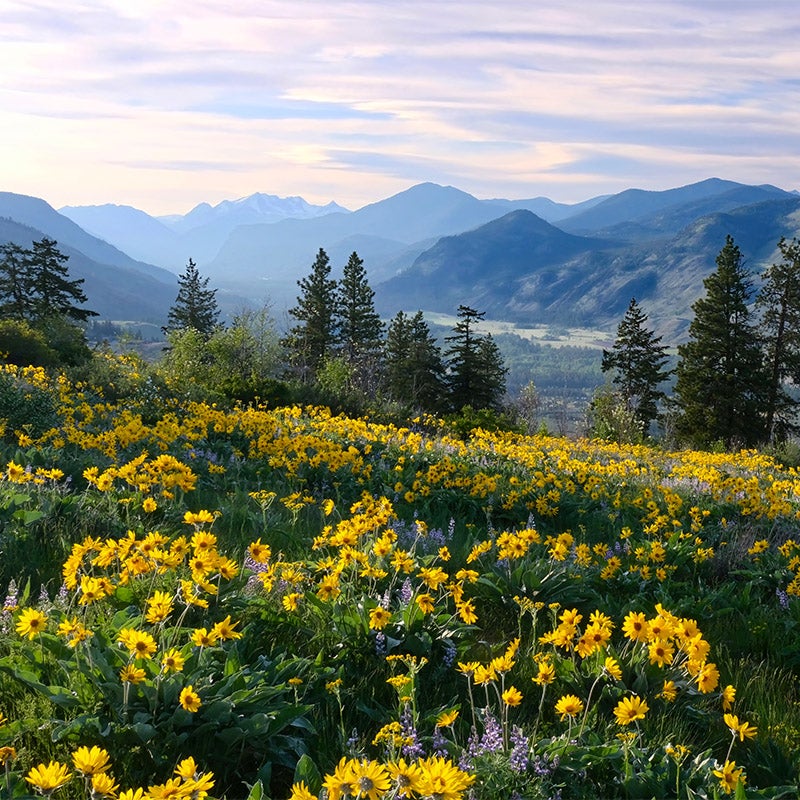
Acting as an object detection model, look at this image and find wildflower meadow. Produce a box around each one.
[1,360,800,799]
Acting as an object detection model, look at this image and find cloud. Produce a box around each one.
[1,0,799,213]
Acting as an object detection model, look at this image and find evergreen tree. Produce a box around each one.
[0,242,34,320]
[283,248,338,380]
[0,238,95,323]
[757,237,800,441]
[384,310,446,411]
[335,251,384,391]
[674,235,766,449]
[601,297,671,433]
[28,237,96,322]
[444,305,507,412]
[166,258,219,337]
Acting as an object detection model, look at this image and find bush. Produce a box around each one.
[0,319,58,367]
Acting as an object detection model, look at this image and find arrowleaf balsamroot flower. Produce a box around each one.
[25,760,73,793]
[16,607,47,639]
[502,686,523,706]
[614,695,649,725]
[161,648,185,674]
[72,745,111,775]
[369,606,392,630]
[289,781,317,800]
[604,656,622,681]
[387,758,423,798]
[211,614,242,640]
[415,755,475,800]
[724,713,758,741]
[90,772,120,798]
[436,709,459,727]
[349,759,391,800]
[179,685,202,712]
[118,628,157,660]
[323,758,357,800]
[713,759,746,795]
[555,694,584,721]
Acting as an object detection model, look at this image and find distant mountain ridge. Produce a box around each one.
[60,192,352,270]
[2,179,799,336]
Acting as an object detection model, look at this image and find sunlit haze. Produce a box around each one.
[3,1,798,215]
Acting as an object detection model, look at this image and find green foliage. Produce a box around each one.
[283,248,338,380]
[585,384,645,444]
[166,258,220,338]
[443,405,522,439]
[601,297,671,433]
[675,235,767,449]
[384,310,447,413]
[336,251,384,391]
[0,319,58,367]
[757,236,800,442]
[158,309,287,405]
[0,371,58,443]
[444,306,507,412]
[0,237,96,324]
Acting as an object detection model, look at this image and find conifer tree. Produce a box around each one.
[29,237,96,322]
[0,238,96,323]
[444,305,507,412]
[335,251,384,390]
[757,237,800,441]
[601,297,671,433]
[283,248,338,379]
[166,258,219,337]
[384,310,446,411]
[674,235,766,449]
[0,242,34,320]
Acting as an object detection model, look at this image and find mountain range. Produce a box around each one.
[1,178,798,341]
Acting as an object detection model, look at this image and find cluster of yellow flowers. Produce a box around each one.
[21,746,213,800]
[289,754,475,800]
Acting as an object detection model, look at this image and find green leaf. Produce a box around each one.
[293,754,321,794]
[245,781,265,800]
[132,722,157,742]
[12,508,43,526]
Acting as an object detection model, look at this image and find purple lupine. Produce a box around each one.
[509,726,529,772]
[399,704,426,759]
[432,726,448,757]
[478,710,503,754]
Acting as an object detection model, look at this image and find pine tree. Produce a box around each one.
[757,237,800,441]
[166,258,219,337]
[444,305,507,412]
[283,248,338,379]
[335,251,384,390]
[601,297,671,433]
[0,238,96,323]
[0,242,35,320]
[384,310,446,411]
[674,235,766,449]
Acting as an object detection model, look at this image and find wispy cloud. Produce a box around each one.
[1,1,798,213]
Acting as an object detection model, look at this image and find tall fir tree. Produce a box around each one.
[674,235,766,449]
[0,238,97,323]
[283,248,338,380]
[166,258,219,337]
[757,237,800,441]
[335,251,384,390]
[0,242,34,320]
[601,297,671,433]
[384,310,446,411]
[444,305,507,412]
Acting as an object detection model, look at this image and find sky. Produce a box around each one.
[3,1,799,216]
